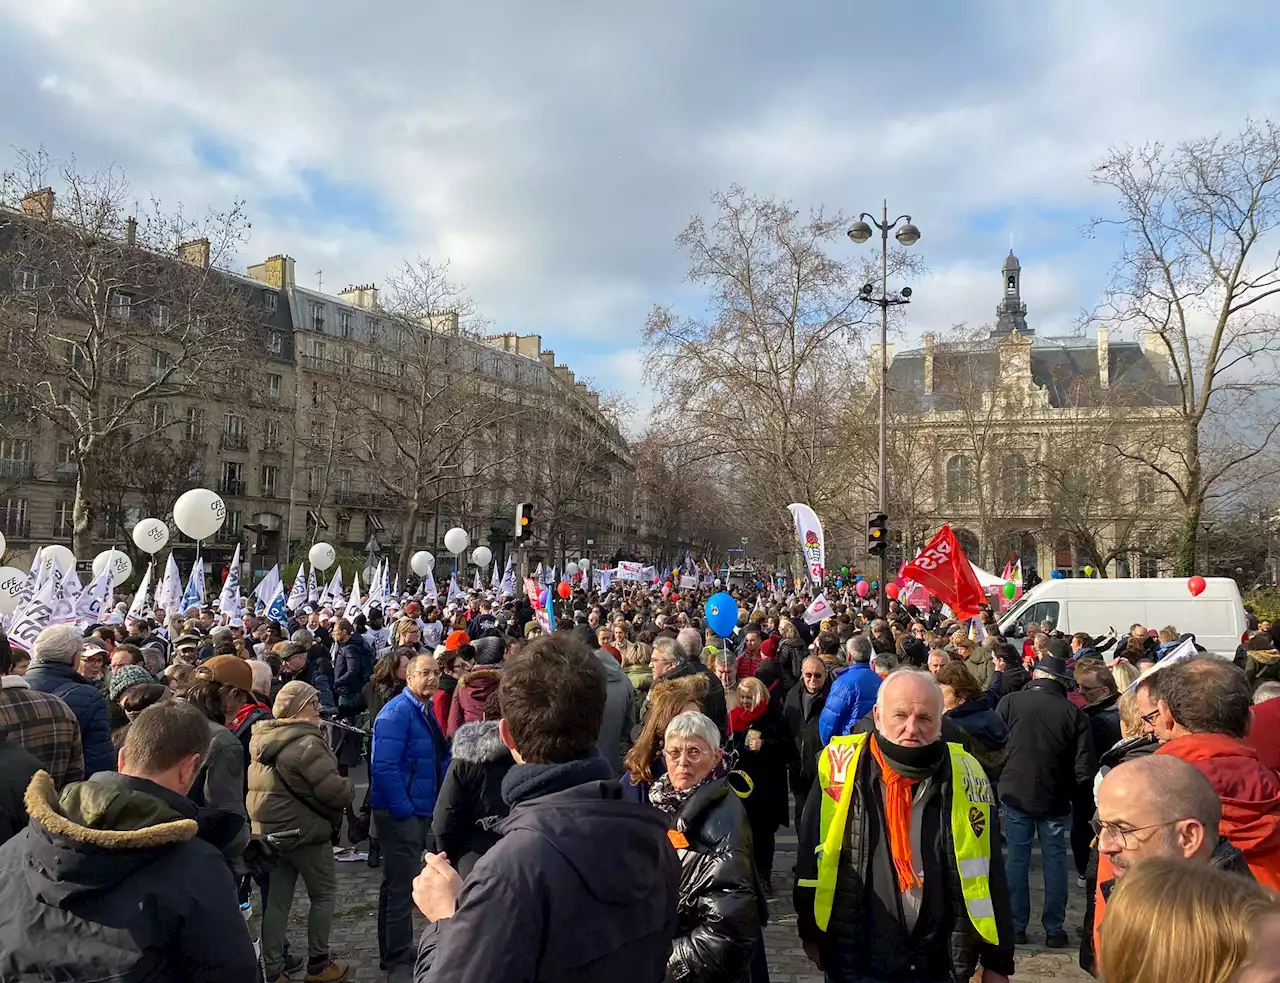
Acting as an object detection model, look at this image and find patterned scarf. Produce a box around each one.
[869,734,922,892]
[648,761,727,816]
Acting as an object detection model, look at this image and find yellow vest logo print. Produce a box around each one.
[968,806,986,838]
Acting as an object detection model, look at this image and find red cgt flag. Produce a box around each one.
[901,525,986,621]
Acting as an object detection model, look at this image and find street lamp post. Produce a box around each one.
[848,201,920,616]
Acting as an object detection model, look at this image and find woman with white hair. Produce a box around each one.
[651,710,765,983]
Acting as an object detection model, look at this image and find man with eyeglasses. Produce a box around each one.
[1086,755,1251,969]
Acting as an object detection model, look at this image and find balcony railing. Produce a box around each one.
[52,462,77,484]
[0,460,32,480]
[221,431,248,451]
[219,480,247,497]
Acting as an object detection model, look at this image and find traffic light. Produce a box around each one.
[515,502,534,543]
[867,512,888,556]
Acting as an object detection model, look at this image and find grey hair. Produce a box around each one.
[714,649,736,670]
[1253,681,1280,705]
[246,659,273,697]
[873,653,898,674]
[32,624,83,665]
[875,666,944,714]
[846,634,873,664]
[676,627,703,663]
[652,636,681,664]
[664,709,721,751]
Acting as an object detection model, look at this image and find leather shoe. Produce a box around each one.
[1013,929,1028,945]
[1045,932,1070,948]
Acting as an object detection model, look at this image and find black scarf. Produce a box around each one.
[872,730,947,781]
[500,750,615,809]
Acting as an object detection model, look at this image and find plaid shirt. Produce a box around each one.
[0,679,85,788]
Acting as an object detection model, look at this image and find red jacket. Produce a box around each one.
[1248,698,1280,773]
[446,669,501,740]
[1158,733,1280,891]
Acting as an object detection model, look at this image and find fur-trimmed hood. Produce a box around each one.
[22,769,240,909]
[458,667,502,690]
[449,720,511,764]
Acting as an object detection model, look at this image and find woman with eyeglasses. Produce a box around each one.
[653,710,765,983]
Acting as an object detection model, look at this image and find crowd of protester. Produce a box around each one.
[0,576,1274,983]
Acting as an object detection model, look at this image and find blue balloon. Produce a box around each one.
[705,592,740,638]
[835,578,844,588]
[855,575,863,582]
[755,580,763,589]
[539,587,550,607]
[871,581,879,589]
[1050,570,1064,579]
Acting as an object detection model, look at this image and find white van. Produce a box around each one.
[996,577,1248,659]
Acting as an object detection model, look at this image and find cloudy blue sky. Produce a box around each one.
[3,0,1278,427]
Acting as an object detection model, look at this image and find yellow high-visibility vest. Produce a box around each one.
[796,733,999,944]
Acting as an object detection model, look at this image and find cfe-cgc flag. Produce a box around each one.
[218,545,241,614]
[786,503,826,584]
[901,525,986,622]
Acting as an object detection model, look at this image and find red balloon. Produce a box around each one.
[884,582,901,600]
[557,581,572,599]
[670,593,679,602]
[1187,575,1206,598]
[664,581,673,589]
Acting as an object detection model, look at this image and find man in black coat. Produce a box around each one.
[0,700,256,980]
[1071,661,1122,880]
[0,732,40,844]
[996,656,1097,949]
[783,654,830,826]
[412,633,681,983]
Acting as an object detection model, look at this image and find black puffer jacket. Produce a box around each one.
[0,770,256,981]
[431,721,515,877]
[662,660,728,740]
[666,776,764,983]
[996,677,1097,817]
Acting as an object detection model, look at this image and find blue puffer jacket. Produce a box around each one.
[25,660,115,775]
[371,689,449,820]
[818,662,883,745]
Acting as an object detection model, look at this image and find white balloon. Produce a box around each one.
[0,567,26,615]
[173,488,227,540]
[0,532,7,558]
[471,546,492,568]
[714,578,722,587]
[578,558,590,571]
[93,549,133,583]
[309,542,337,572]
[42,544,76,576]
[410,551,434,577]
[132,517,169,555]
[443,527,469,556]
[565,562,580,577]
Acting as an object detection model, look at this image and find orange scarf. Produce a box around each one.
[869,736,922,892]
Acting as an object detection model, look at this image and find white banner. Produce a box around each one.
[802,592,833,625]
[679,575,698,590]
[617,560,646,583]
[787,502,826,583]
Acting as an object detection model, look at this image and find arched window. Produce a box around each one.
[1002,454,1032,507]
[946,455,974,505]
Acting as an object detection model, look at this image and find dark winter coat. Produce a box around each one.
[0,770,256,981]
[595,651,638,777]
[333,634,375,713]
[667,777,764,983]
[819,662,883,744]
[996,677,1097,818]
[731,699,797,831]
[247,718,355,847]
[189,717,251,866]
[24,660,115,776]
[1000,664,1030,694]
[371,688,449,820]
[776,637,807,692]
[783,679,829,788]
[1081,692,1123,761]
[946,700,1010,782]
[415,753,681,983]
[446,669,501,740]
[0,734,40,844]
[282,653,336,712]
[431,721,515,877]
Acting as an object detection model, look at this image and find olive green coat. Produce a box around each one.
[246,719,354,847]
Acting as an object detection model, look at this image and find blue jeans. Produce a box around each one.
[1003,803,1069,936]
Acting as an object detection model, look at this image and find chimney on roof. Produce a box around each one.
[124,216,137,246]
[1097,324,1110,390]
[247,255,296,288]
[923,333,935,394]
[539,350,556,369]
[867,343,895,389]
[1140,328,1172,384]
[177,237,211,270]
[20,188,55,221]
[337,284,379,310]
[516,334,542,359]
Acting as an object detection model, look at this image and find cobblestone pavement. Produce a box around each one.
[260,771,1091,982]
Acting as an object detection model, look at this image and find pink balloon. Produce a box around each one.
[856,580,870,598]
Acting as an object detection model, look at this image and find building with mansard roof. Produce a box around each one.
[871,250,1183,582]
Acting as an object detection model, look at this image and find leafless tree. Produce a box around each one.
[0,149,256,558]
[1089,119,1280,574]
[643,187,916,562]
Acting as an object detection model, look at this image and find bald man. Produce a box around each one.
[796,670,1014,983]
[1085,754,1252,969]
